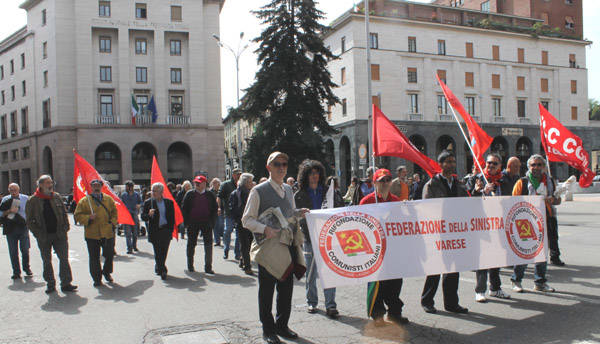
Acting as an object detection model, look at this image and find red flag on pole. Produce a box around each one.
[539,104,594,188]
[73,150,135,225]
[72,162,87,203]
[150,156,183,239]
[436,75,492,171]
[372,105,441,177]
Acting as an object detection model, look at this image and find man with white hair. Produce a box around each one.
[0,183,32,279]
[141,183,175,280]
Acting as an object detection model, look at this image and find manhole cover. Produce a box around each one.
[162,329,228,344]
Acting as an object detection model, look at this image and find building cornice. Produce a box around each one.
[205,0,226,13]
[19,0,42,11]
[0,26,30,55]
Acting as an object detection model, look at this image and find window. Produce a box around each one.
[571,80,577,94]
[170,95,183,116]
[135,3,147,19]
[369,33,378,49]
[481,1,490,12]
[42,99,51,128]
[1,91,4,105]
[21,107,28,134]
[517,76,525,91]
[135,39,147,54]
[136,67,147,83]
[341,67,346,85]
[0,66,3,79]
[0,115,6,140]
[1,151,6,162]
[22,81,26,96]
[22,147,29,159]
[437,95,448,115]
[342,98,347,116]
[99,1,111,17]
[517,48,524,63]
[171,5,182,21]
[517,100,526,118]
[372,95,381,109]
[11,86,15,101]
[565,0,574,4]
[371,64,380,81]
[43,71,48,87]
[408,36,416,52]
[437,69,446,84]
[43,42,48,58]
[466,96,475,115]
[10,60,14,74]
[466,42,473,58]
[569,54,576,68]
[42,9,47,25]
[10,111,17,136]
[541,51,548,65]
[20,53,25,69]
[171,68,182,84]
[438,40,446,55]
[492,74,500,89]
[327,104,332,121]
[492,98,502,117]
[541,78,548,93]
[465,72,474,87]
[409,94,419,113]
[407,68,417,83]
[100,36,111,53]
[565,16,574,29]
[170,40,181,56]
[541,12,549,25]
[100,95,113,116]
[492,45,499,60]
[136,95,148,112]
[11,149,18,161]
[100,66,112,82]
[571,106,577,120]
[341,36,346,53]
[541,101,549,111]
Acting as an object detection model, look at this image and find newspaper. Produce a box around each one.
[6,199,19,220]
[254,207,291,246]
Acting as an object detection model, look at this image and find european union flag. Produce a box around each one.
[148,96,158,123]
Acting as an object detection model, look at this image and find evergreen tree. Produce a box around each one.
[239,0,339,179]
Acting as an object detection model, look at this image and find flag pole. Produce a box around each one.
[365,0,378,204]
[539,113,554,179]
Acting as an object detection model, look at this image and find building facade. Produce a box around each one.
[222,112,256,179]
[323,0,598,191]
[0,0,225,194]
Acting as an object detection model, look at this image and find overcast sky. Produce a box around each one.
[0,0,598,117]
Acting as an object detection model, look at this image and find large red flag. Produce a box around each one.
[150,156,183,239]
[539,104,594,188]
[436,75,492,171]
[373,105,441,177]
[73,150,135,225]
[72,162,86,203]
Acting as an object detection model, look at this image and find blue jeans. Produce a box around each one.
[123,212,139,251]
[213,215,224,245]
[223,216,240,257]
[512,262,547,286]
[6,227,30,275]
[304,242,336,309]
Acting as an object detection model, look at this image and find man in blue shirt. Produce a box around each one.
[120,181,142,254]
[0,183,32,279]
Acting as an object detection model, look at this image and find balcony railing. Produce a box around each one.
[493,116,505,123]
[439,114,453,121]
[135,114,154,125]
[409,113,423,121]
[518,117,530,124]
[95,114,120,125]
[167,114,190,125]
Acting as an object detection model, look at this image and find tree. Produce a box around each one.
[238,0,339,179]
[589,98,600,121]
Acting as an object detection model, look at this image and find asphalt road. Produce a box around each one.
[1,195,599,344]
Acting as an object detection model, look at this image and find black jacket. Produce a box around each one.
[467,172,515,197]
[295,186,344,244]
[229,186,249,225]
[181,189,218,227]
[423,174,469,199]
[141,198,175,244]
[0,197,26,235]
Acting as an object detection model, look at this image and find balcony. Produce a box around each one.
[493,116,505,123]
[167,114,190,125]
[438,114,453,121]
[135,114,154,125]
[409,113,423,121]
[95,114,120,125]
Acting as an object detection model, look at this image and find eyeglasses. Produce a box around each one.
[530,163,544,167]
[486,161,499,166]
[272,162,288,168]
[378,177,392,183]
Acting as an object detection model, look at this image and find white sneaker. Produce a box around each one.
[534,283,555,292]
[489,289,511,299]
[512,281,523,293]
[475,292,487,302]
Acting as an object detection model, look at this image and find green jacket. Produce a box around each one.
[25,192,70,242]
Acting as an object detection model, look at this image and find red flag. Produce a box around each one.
[73,150,135,225]
[373,105,441,177]
[539,104,594,188]
[436,75,492,171]
[72,163,87,203]
[150,156,184,239]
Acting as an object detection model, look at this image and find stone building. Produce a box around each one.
[0,0,225,194]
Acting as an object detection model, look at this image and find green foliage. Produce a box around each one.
[590,99,600,121]
[238,0,339,179]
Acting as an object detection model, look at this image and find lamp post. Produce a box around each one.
[213,32,249,171]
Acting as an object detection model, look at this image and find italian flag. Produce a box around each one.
[131,95,139,125]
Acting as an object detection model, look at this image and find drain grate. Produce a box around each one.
[161,328,228,344]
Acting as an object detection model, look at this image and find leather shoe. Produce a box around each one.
[244,269,254,276]
[551,258,565,266]
[388,314,409,325]
[93,281,103,287]
[61,284,78,292]
[45,285,56,294]
[276,327,298,339]
[11,274,21,280]
[445,305,469,314]
[326,307,339,318]
[188,265,195,272]
[24,268,33,276]
[161,272,167,280]
[103,273,114,283]
[422,305,437,314]
[205,269,215,274]
[262,333,281,344]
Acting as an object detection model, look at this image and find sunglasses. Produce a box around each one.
[486,161,499,166]
[378,177,392,183]
[272,162,288,168]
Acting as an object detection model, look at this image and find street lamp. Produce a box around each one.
[213,32,249,170]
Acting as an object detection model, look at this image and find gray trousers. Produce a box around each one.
[37,233,73,287]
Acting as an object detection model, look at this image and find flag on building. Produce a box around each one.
[372,105,441,177]
[73,150,135,225]
[131,95,139,125]
[148,96,158,123]
[539,104,594,188]
[150,156,184,239]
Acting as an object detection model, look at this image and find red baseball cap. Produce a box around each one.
[373,168,392,182]
[193,175,207,184]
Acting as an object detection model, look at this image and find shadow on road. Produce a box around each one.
[8,277,46,292]
[41,292,88,315]
[129,251,155,260]
[161,272,207,292]
[94,279,154,303]
[499,263,600,290]
[203,273,257,287]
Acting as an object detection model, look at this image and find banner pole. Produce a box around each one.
[365,0,377,204]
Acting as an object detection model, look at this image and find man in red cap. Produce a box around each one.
[359,168,408,326]
[182,175,218,273]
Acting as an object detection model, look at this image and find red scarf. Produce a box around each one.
[34,188,53,200]
[483,168,503,187]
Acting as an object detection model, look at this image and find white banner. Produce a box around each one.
[305,196,547,289]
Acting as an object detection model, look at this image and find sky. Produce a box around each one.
[0,0,598,117]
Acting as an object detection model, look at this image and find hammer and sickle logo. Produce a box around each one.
[520,221,532,237]
[344,232,363,251]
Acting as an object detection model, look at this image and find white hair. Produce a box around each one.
[527,154,546,167]
[239,173,254,187]
[37,175,53,186]
[151,182,164,192]
[182,180,192,190]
